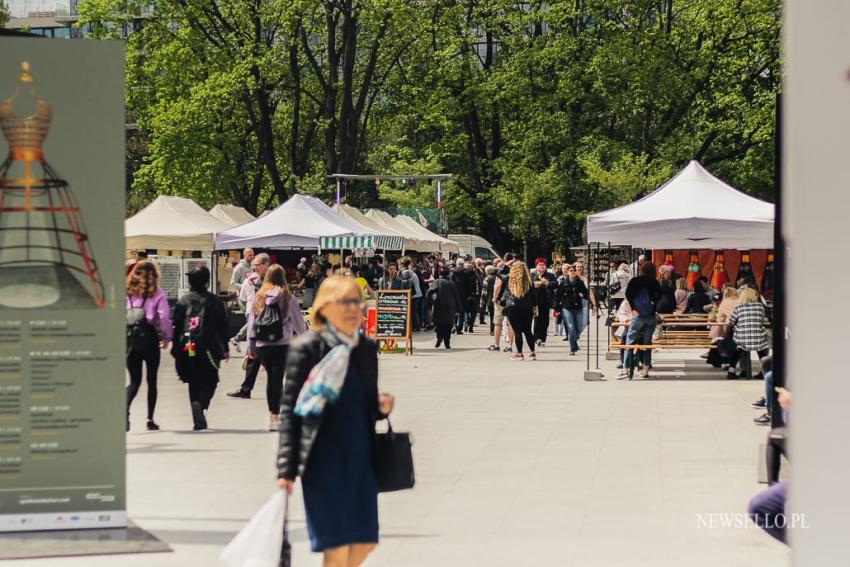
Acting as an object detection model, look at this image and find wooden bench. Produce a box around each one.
[610,314,719,378]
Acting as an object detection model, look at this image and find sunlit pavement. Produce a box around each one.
[33,324,789,566]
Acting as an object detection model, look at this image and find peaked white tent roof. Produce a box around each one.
[126,196,233,251]
[332,205,405,250]
[586,160,774,249]
[393,214,460,253]
[364,209,435,251]
[208,204,256,227]
[214,194,373,250]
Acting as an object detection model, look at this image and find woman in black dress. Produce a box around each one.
[277,276,394,566]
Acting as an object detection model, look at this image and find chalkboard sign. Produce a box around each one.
[376,289,411,340]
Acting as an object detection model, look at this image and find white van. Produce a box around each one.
[448,234,501,261]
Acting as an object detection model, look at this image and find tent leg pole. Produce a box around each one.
[607,242,612,353]
[587,242,591,373]
[594,243,599,370]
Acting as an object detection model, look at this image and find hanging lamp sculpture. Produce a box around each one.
[0,62,104,309]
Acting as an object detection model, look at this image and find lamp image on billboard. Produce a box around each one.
[0,62,105,310]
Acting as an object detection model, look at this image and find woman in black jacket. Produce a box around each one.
[277,276,394,567]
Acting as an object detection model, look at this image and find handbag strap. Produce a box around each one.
[282,491,289,539]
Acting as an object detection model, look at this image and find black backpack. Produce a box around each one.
[253,293,288,342]
[178,295,209,357]
[126,297,158,354]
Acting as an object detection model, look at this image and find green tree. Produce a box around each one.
[0,1,11,28]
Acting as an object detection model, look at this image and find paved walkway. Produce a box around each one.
[30,323,788,566]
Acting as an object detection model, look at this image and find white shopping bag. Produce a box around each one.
[221,492,285,567]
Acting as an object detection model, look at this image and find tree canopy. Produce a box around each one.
[80,0,781,257]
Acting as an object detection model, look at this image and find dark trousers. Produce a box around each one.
[185,354,220,410]
[455,307,466,333]
[435,324,452,347]
[747,481,788,544]
[733,348,770,378]
[533,303,551,344]
[411,297,422,331]
[507,308,535,354]
[238,355,263,392]
[127,346,161,420]
[188,379,217,411]
[258,345,289,414]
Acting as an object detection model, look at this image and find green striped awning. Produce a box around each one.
[320,235,374,250]
[374,235,405,250]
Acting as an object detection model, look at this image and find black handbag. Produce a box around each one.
[609,280,622,295]
[374,418,415,493]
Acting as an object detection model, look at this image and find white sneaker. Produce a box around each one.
[230,337,242,353]
[268,416,279,431]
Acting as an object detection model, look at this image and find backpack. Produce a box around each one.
[253,292,289,342]
[178,296,209,358]
[633,287,654,314]
[126,297,158,354]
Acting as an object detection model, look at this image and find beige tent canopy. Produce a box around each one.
[126,196,232,251]
[208,204,256,227]
[332,204,406,250]
[393,214,459,253]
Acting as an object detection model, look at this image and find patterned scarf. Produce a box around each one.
[294,324,360,417]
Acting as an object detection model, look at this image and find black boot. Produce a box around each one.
[191,402,207,431]
[435,338,442,348]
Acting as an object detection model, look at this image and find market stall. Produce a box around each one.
[125,195,233,297]
[583,160,775,378]
[214,194,374,251]
[332,204,406,251]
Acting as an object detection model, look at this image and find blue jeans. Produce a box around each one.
[562,308,582,353]
[748,481,788,544]
[579,299,589,331]
[623,315,656,369]
[455,307,465,333]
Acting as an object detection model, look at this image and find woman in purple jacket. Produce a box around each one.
[126,261,172,430]
[248,264,308,430]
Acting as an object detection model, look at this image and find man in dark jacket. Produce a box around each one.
[621,261,663,379]
[428,268,462,349]
[451,259,475,334]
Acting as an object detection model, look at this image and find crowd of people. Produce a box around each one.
[125,246,781,560]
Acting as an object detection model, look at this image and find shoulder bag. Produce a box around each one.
[375,417,415,493]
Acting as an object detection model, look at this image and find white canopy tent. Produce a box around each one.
[586,160,774,249]
[208,204,256,227]
[214,194,373,250]
[332,204,406,250]
[364,209,435,251]
[393,214,460,254]
[126,196,232,252]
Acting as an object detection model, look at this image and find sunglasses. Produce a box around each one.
[335,298,364,308]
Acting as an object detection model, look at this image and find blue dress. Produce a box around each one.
[302,363,379,552]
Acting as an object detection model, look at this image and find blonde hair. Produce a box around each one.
[254,264,289,315]
[738,288,760,305]
[722,286,739,300]
[508,262,531,298]
[310,275,361,329]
